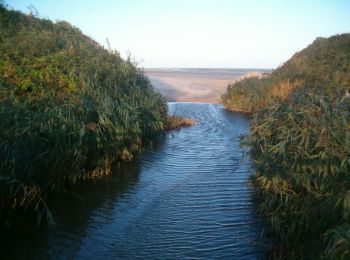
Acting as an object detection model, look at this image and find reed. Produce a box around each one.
[165,115,196,130]
[223,34,350,258]
[249,89,349,258]
[0,5,168,226]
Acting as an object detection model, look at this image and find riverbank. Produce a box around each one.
[222,34,350,258]
[0,5,168,227]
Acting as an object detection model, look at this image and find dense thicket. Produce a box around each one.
[223,34,350,258]
[0,5,168,226]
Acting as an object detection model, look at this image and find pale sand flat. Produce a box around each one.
[145,69,265,104]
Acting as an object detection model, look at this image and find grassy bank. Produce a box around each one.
[0,5,173,226]
[223,34,350,258]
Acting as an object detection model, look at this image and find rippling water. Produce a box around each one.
[2,103,270,259]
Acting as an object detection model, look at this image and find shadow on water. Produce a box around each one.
[1,159,147,259]
[1,103,272,259]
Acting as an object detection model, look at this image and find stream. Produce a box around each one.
[3,103,270,259]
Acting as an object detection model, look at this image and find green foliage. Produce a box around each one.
[0,5,167,226]
[223,34,350,258]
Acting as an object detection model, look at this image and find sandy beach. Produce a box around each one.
[145,68,268,104]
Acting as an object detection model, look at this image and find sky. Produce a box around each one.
[5,0,350,68]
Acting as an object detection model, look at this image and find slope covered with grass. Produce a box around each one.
[223,34,350,258]
[222,34,350,113]
[0,5,168,226]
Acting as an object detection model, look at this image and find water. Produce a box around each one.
[2,103,270,259]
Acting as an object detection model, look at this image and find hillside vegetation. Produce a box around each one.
[223,34,350,258]
[223,34,350,113]
[0,5,169,226]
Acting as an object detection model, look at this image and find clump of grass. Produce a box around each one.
[164,115,196,130]
[222,33,350,258]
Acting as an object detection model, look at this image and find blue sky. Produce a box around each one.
[5,0,350,68]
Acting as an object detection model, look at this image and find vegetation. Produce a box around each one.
[164,115,195,130]
[223,34,350,258]
[0,5,172,226]
[223,34,350,113]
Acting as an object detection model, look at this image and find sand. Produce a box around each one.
[144,68,267,104]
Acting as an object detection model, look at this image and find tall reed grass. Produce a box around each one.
[249,87,349,258]
[223,34,350,258]
[0,5,168,226]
